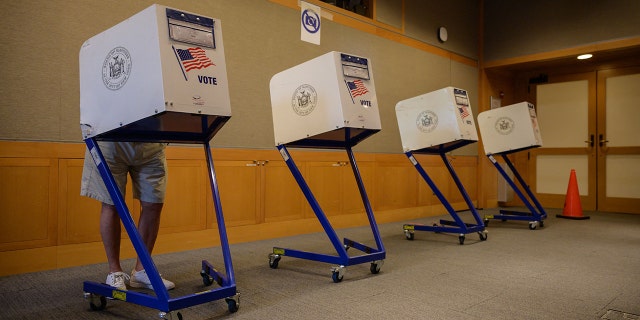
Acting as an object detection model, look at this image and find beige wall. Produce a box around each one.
[0,0,480,155]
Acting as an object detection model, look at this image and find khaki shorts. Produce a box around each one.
[81,141,167,205]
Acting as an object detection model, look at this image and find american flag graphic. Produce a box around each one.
[458,106,470,119]
[346,79,369,98]
[175,47,214,72]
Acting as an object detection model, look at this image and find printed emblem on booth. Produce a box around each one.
[416,110,438,133]
[291,84,317,116]
[102,47,132,91]
[495,117,515,135]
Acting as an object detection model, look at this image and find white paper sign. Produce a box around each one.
[300,1,321,45]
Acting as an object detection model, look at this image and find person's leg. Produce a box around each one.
[133,201,163,272]
[129,200,174,290]
[100,203,123,273]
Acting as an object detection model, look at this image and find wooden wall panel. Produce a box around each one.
[306,161,344,217]
[211,161,260,227]
[0,158,57,251]
[373,156,419,211]
[58,159,101,244]
[263,161,306,223]
[0,141,481,276]
[343,162,375,215]
[161,160,208,234]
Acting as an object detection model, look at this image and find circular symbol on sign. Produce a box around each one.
[301,9,320,34]
[495,117,515,135]
[102,47,132,91]
[291,84,317,116]
[416,110,438,133]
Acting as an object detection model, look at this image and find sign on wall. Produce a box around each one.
[301,1,321,45]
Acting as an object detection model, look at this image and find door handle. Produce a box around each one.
[599,134,609,147]
[584,134,594,147]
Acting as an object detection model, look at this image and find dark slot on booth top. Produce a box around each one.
[341,53,370,80]
[166,8,216,49]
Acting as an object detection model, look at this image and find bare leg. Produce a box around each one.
[100,203,122,273]
[133,201,164,272]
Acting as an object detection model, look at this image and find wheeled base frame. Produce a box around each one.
[268,144,385,283]
[483,153,547,230]
[402,151,487,245]
[82,138,239,318]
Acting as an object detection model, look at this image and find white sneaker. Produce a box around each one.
[129,269,175,290]
[105,272,129,291]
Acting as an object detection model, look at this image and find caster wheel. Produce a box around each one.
[331,266,345,283]
[332,271,344,283]
[529,222,538,230]
[539,221,545,228]
[370,260,383,274]
[458,235,465,245]
[88,294,107,311]
[200,270,214,286]
[268,254,281,269]
[226,297,239,313]
[478,231,488,241]
[404,230,414,240]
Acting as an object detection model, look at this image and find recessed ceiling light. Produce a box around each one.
[577,54,593,60]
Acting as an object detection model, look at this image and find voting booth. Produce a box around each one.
[79,4,238,316]
[396,87,478,153]
[395,87,486,244]
[270,51,381,148]
[268,51,385,282]
[477,102,542,155]
[477,102,547,229]
[80,4,231,143]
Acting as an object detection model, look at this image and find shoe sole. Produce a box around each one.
[129,281,174,290]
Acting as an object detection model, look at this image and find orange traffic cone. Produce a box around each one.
[556,169,590,220]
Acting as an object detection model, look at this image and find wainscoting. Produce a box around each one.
[0,141,484,276]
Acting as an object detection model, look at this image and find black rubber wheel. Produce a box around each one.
[458,235,465,245]
[226,298,239,313]
[405,232,414,240]
[479,231,488,241]
[89,295,107,311]
[483,219,490,227]
[529,223,537,230]
[177,312,183,320]
[370,262,381,274]
[201,270,214,286]
[332,271,343,283]
[539,221,545,228]
[268,255,280,269]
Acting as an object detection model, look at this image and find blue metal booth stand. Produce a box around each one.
[81,115,239,318]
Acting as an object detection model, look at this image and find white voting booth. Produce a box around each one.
[477,102,542,155]
[79,4,238,316]
[396,87,477,153]
[395,87,486,244]
[268,51,385,282]
[80,4,231,143]
[270,51,381,148]
[477,102,548,229]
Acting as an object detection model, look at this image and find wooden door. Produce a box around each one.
[532,72,597,210]
[596,67,640,213]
